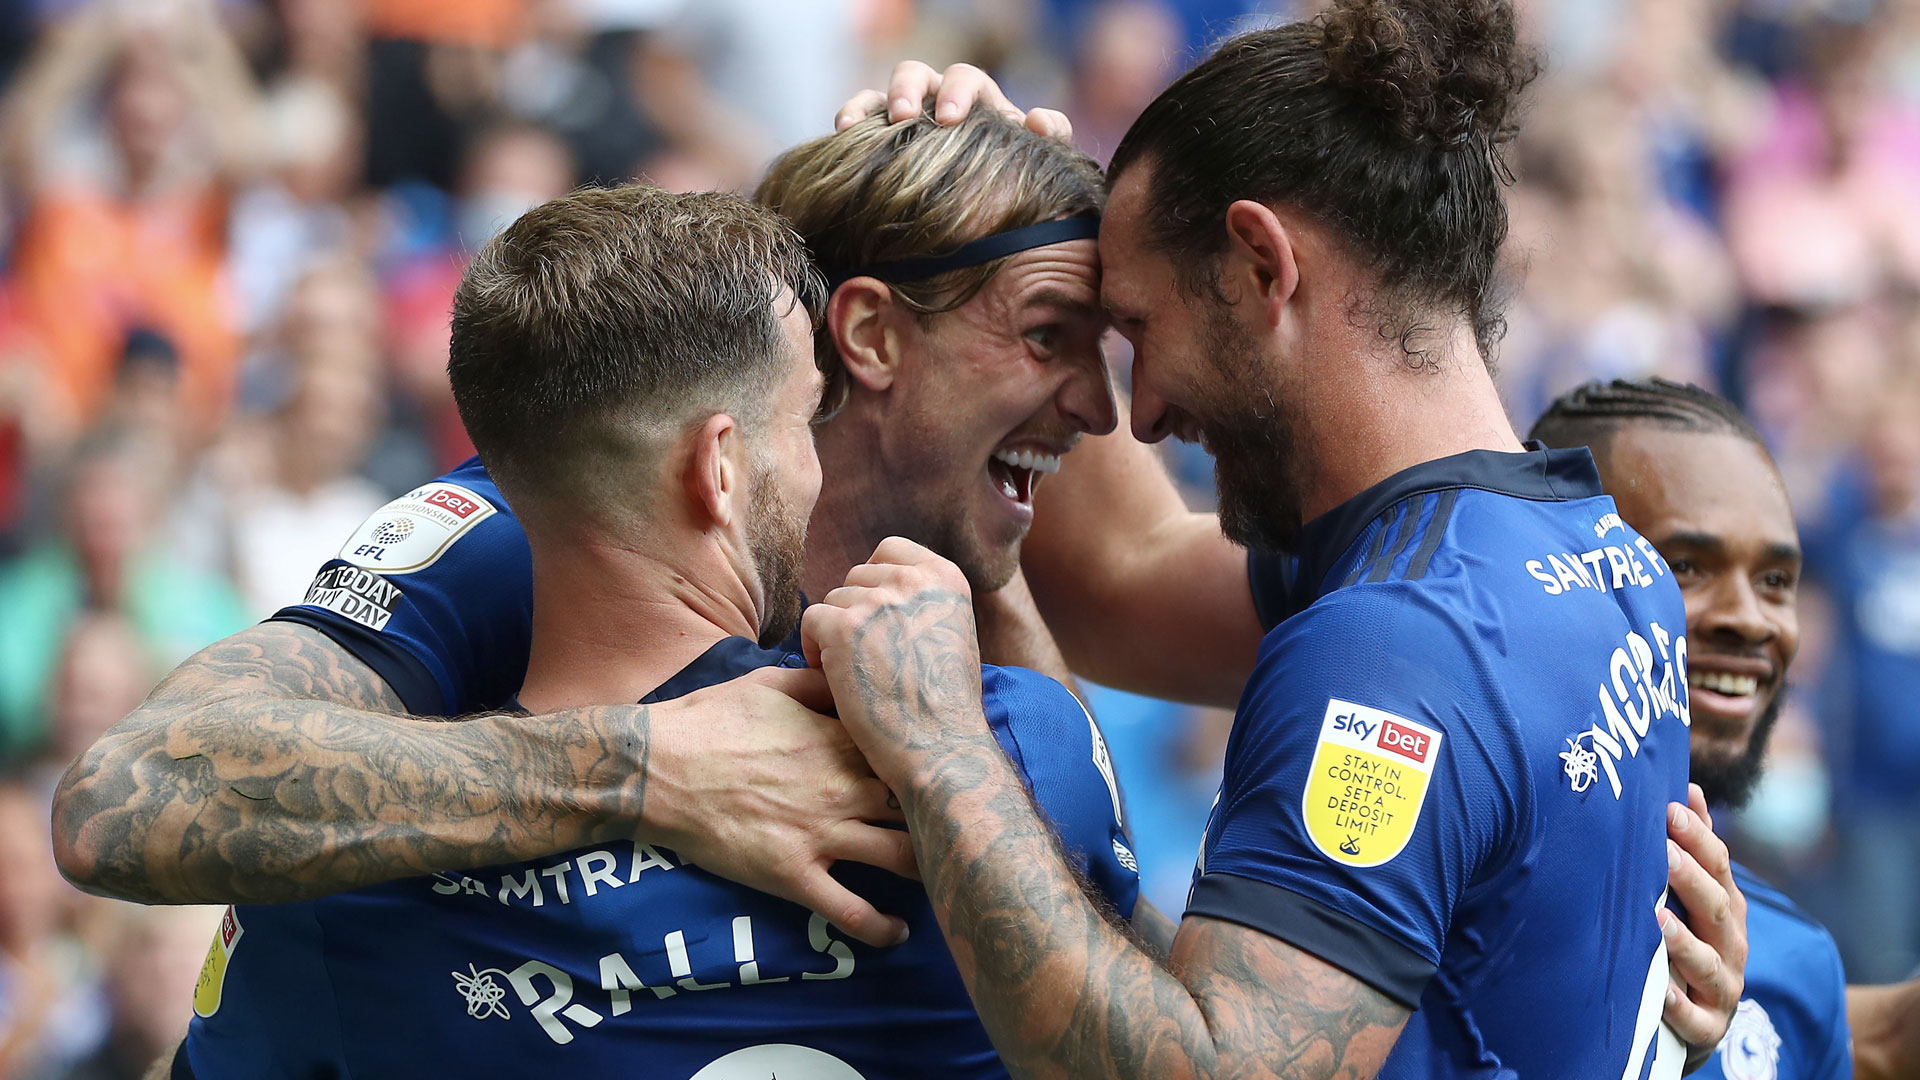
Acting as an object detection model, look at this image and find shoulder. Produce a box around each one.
[269,459,533,716]
[330,461,520,575]
[1244,585,1498,727]
[1226,586,1528,858]
[980,665,1137,914]
[980,664,1096,776]
[981,663,1080,713]
[1734,863,1847,978]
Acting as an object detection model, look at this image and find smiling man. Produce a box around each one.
[55,101,1127,946]
[1531,382,1800,813]
[757,107,1114,601]
[1531,378,1848,1080]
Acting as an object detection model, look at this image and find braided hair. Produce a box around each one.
[1527,378,1763,462]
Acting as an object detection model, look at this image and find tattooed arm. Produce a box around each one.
[51,621,913,946]
[805,540,1408,1080]
[1130,898,1179,959]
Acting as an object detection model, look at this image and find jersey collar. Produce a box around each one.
[507,636,802,714]
[641,636,806,703]
[1290,443,1605,599]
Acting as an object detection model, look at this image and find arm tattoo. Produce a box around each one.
[845,594,1408,1080]
[52,622,648,904]
[1130,899,1178,960]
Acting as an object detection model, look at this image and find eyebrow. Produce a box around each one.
[1022,286,1102,316]
[1659,530,1803,565]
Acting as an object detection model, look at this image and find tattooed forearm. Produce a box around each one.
[834,591,1406,1080]
[900,737,1405,1080]
[51,622,649,905]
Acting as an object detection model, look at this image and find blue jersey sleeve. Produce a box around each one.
[983,666,1140,920]
[268,460,533,716]
[1186,588,1525,1007]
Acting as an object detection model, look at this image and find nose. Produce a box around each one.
[1128,368,1173,444]
[1700,573,1775,646]
[1057,342,1118,436]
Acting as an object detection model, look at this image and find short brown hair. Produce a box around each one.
[756,106,1105,414]
[449,185,824,518]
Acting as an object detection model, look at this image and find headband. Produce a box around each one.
[824,214,1101,291]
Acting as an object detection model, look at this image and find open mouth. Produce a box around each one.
[988,447,1063,506]
[1686,661,1774,727]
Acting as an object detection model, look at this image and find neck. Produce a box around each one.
[1295,320,1523,524]
[517,530,759,713]
[803,414,895,600]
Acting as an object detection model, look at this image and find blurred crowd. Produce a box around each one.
[0,0,1916,1074]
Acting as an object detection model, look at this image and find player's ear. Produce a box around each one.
[827,277,904,393]
[685,412,742,530]
[1222,200,1299,329]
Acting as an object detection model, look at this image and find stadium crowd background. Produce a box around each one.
[0,0,1915,1074]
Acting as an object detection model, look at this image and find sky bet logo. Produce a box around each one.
[1332,710,1432,765]
[423,487,484,519]
[1378,719,1432,764]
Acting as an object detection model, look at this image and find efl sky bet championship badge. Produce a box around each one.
[339,482,496,573]
[1302,698,1442,867]
[303,482,497,630]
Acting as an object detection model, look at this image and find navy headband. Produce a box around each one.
[825,214,1100,291]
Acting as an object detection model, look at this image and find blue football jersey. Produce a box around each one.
[182,459,1138,1079]
[1189,447,1694,1079]
[1694,864,1852,1080]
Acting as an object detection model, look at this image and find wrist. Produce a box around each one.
[501,705,653,855]
[892,727,1008,810]
[594,697,693,851]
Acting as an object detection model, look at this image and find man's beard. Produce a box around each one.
[1689,688,1786,810]
[1198,317,1308,554]
[747,461,809,649]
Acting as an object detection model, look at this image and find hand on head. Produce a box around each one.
[835,61,1072,141]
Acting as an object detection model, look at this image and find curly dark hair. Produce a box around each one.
[1109,0,1541,364]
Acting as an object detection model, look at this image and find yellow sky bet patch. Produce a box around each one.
[1302,699,1443,868]
[194,906,244,1018]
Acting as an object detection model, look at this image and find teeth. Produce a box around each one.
[1688,671,1760,697]
[993,448,1062,475]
